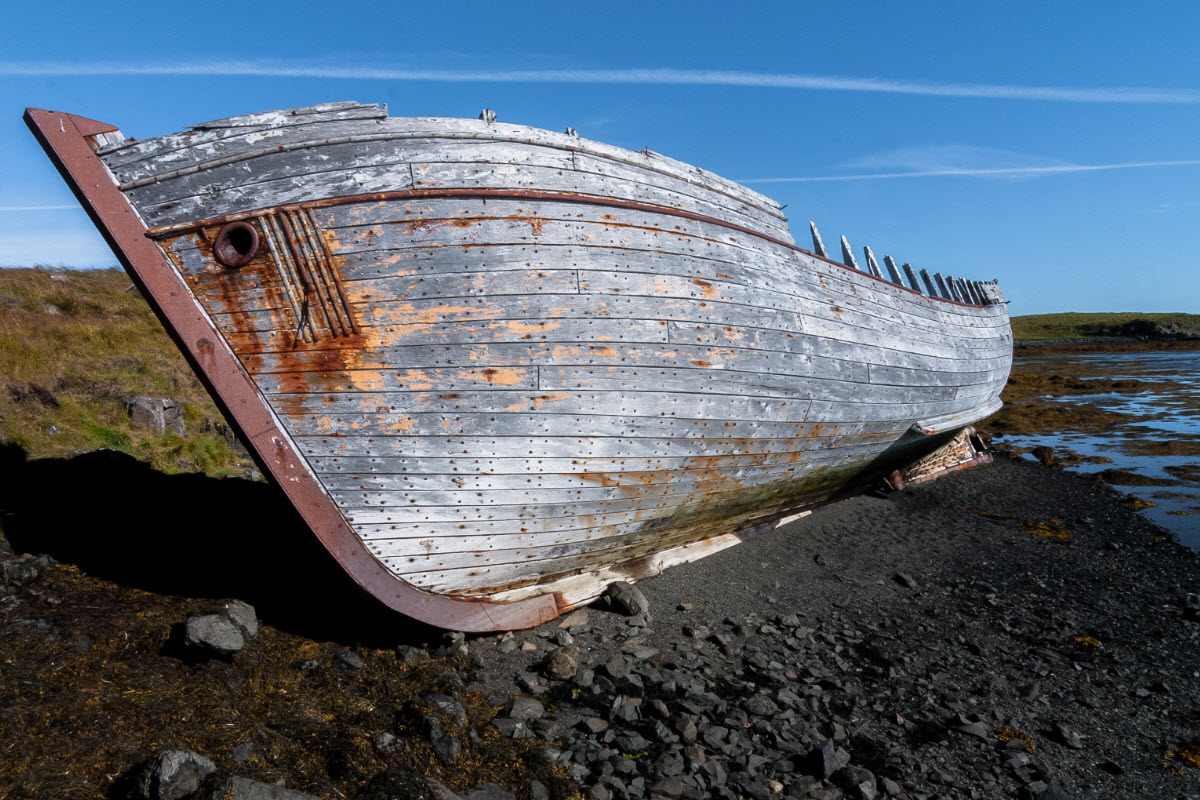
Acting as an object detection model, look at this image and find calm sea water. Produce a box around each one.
[994,350,1200,549]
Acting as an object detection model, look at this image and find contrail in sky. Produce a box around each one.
[4,61,1200,104]
[742,159,1200,183]
[0,205,78,212]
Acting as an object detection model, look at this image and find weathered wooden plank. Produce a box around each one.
[191,103,387,129]
[321,461,827,493]
[576,269,1004,338]
[106,115,785,217]
[258,367,539,394]
[538,365,958,402]
[868,363,1010,387]
[667,322,1013,372]
[130,140,576,205]
[338,269,580,304]
[808,222,828,258]
[295,428,937,459]
[132,162,417,228]
[901,262,923,294]
[271,388,818,424]
[408,162,773,235]
[882,255,905,286]
[247,340,872,384]
[570,152,791,241]
[279,408,869,440]
[328,455,874,507]
[309,443,901,478]
[341,444,889,524]
[223,318,672,355]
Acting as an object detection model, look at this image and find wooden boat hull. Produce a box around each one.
[26,103,1012,631]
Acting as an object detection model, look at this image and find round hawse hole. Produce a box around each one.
[213,221,260,268]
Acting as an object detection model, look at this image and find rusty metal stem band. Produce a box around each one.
[146,188,985,309]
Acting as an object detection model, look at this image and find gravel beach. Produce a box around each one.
[2,455,1199,800]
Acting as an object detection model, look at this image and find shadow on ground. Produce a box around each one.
[0,444,438,647]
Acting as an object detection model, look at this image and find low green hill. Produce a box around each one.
[0,267,254,477]
[1011,312,1200,342]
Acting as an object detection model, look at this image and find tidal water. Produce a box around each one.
[995,349,1200,549]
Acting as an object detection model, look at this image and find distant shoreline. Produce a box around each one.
[1014,337,1200,355]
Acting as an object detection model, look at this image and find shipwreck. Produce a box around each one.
[26,102,1012,631]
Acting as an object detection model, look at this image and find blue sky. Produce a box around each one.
[3,0,1199,316]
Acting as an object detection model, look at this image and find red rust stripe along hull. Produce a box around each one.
[25,103,1013,631]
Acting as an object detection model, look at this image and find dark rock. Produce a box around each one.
[1052,721,1083,750]
[600,581,650,616]
[654,751,685,776]
[395,645,426,664]
[434,632,467,657]
[507,696,544,721]
[955,721,990,740]
[421,715,461,763]
[335,650,364,671]
[543,645,580,680]
[649,776,684,797]
[125,396,186,436]
[414,691,467,725]
[220,600,257,640]
[744,695,779,716]
[801,739,850,780]
[1096,760,1124,776]
[133,748,216,800]
[492,718,533,739]
[1184,592,1200,620]
[197,775,321,800]
[893,572,919,589]
[517,673,548,694]
[375,732,399,754]
[1035,788,1077,800]
[462,785,516,800]
[184,614,244,656]
[580,717,609,734]
[558,609,590,630]
[600,654,630,680]
[528,781,550,800]
[3,556,39,587]
[837,766,877,799]
[354,769,461,800]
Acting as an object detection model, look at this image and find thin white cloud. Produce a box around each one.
[742,159,1200,183]
[0,205,78,212]
[4,61,1200,104]
[845,144,1074,177]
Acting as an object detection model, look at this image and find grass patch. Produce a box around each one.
[0,267,253,477]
